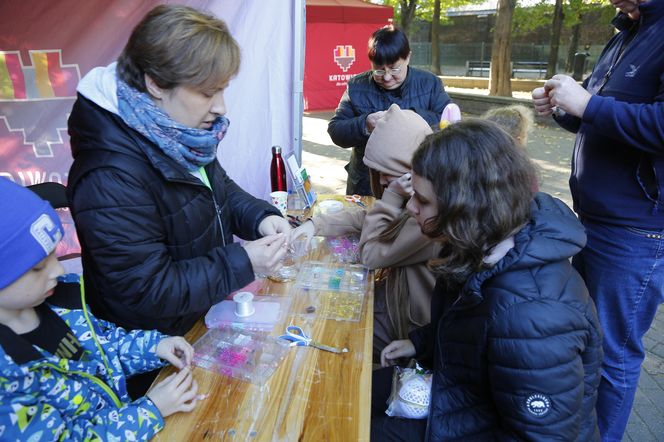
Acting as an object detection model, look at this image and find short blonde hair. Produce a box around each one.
[117,4,240,93]
[483,104,534,146]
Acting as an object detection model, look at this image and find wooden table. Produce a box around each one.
[154,197,374,441]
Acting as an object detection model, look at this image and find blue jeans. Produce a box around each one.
[573,219,664,442]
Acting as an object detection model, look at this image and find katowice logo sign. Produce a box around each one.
[333,45,355,72]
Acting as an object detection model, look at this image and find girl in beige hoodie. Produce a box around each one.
[293,104,440,361]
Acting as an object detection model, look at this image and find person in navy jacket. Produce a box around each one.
[328,25,452,197]
[533,0,664,439]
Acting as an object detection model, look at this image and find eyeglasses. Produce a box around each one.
[372,64,404,78]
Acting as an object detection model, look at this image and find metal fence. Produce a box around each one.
[411,42,606,75]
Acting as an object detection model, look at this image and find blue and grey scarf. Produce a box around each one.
[116,79,229,172]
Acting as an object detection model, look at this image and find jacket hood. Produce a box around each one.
[363,104,433,176]
[465,193,586,295]
[70,62,151,162]
[77,62,119,115]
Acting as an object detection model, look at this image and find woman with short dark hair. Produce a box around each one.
[371,120,603,441]
[328,25,453,197]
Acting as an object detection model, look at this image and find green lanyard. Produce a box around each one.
[199,167,212,190]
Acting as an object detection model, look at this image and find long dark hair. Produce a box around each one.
[412,119,536,284]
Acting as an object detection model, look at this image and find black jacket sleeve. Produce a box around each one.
[327,88,370,148]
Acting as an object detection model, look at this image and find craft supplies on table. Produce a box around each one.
[295,261,368,293]
[278,325,348,354]
[205,294,291,332]
[192,327,290,385]
[153,196,376,441]
[344,194,366,208]
[267,234,310,283]
[294,262,368,321]
[317,290,366,322]
[326,234,361,263]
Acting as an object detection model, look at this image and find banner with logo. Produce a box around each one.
[303,0,393,111]
[0,0,298,259]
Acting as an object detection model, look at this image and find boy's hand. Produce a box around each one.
[380,339,416,368]
[156,337,194,369]
[146,367,205,418]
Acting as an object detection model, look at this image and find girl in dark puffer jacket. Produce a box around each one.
[372,119,602,442]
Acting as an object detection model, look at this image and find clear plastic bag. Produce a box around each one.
[385,361,432,419]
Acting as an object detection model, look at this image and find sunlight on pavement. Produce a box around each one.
[303,116,335,146]
[301,150,347,195]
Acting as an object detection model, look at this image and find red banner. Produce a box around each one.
[303,0,393,111]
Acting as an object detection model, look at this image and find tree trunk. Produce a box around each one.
[399,0,418,37]
[489,0,516,96]
[566,22,582,72]
[546,0,565,78]
[431,0,441,75]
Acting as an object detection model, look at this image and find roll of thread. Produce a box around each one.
[234,292,255,317]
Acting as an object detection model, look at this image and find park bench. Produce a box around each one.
[465,60,491,77]
[511,61,547,78]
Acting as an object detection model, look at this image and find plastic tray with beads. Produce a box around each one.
[293,262,368,321]
[294,261,368,293]
[193,327,290,385]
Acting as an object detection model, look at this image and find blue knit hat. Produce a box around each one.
[0,178,63,289]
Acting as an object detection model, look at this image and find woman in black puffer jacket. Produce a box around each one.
[67,6,289,340]
[372,120,602,441]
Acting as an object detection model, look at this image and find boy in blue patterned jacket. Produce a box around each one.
[0,178,204,441]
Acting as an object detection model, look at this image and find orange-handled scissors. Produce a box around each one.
[344,194,366,208]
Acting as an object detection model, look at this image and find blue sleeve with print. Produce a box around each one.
[91,315,167,376]
[0,379,164,441]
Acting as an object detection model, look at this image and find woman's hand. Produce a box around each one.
[290,219,315,244]
[259,215,292,236]
[146,367,206,418]
[381,339,416,368]
[387,172,413,198]
[156,337,194,370]
[243,233,287,275]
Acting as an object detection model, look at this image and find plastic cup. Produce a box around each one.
[270,191,288,216]
[267,234,310,283]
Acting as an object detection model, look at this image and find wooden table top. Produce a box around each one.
[154,197,374,441]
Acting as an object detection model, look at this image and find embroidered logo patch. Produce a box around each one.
[525,393,551,416]
[625,64,639,78]
[30,213,61,254]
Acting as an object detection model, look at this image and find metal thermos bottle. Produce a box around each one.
[270,145,287,192]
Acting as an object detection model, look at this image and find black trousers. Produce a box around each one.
[127,368,160,400]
